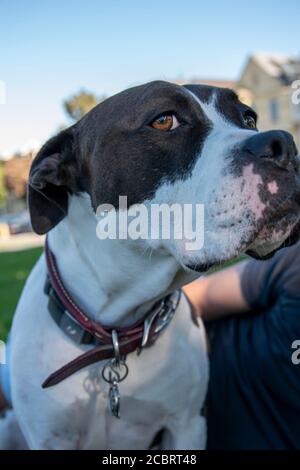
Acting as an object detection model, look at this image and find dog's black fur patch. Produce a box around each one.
[29,81,214,233]
[185,84,258,129]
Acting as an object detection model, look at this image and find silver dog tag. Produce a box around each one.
[109,379,121,419]
[102,358,128,419]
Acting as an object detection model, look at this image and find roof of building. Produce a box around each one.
[173,78,237,89]
[252,53,300,84]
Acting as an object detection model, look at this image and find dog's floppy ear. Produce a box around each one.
[28,126,80,235]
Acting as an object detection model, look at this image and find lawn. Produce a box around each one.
[0,247,43,340]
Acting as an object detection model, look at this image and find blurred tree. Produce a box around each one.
[0,162,7,207]
[63,89,105,121]
[4,152,33,199]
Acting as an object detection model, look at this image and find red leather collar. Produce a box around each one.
[45,237,153,344]
[43,238,181,388]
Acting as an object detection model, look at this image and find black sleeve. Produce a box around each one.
[241,241,300,312]
[207,241,300,449]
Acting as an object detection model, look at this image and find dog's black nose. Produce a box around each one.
[244,130,298,169]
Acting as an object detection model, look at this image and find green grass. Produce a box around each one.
[0,247,43,340]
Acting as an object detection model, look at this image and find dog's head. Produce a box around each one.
[28,81,300,271]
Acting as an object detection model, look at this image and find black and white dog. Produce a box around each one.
[1,81,299,450]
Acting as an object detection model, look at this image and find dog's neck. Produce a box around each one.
[48,194,194,327]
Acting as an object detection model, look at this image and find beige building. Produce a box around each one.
[172,56,300,149]
[238,54,300,149]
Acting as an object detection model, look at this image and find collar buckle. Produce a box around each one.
[141,290,181,348]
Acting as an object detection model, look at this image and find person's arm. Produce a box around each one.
[183,261,250,322]
[185,242,300,324]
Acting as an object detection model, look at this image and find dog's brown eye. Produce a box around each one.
[244,114,256,129]
[151,114,179,131]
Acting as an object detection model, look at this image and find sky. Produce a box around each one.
[0,0,299,157]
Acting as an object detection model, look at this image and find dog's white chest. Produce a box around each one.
[9,256,208,449]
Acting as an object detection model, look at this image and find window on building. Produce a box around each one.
[269,99,279,123]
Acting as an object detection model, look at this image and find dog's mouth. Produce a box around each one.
[185,217,300,272]
[246,214,300,260]
[245,181,300,259]
[185,190,300,272]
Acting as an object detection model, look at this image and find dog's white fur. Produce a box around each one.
[5,195,208,450]
[0,90,293,450]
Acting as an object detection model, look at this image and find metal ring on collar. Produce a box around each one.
[111,329,120,365]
